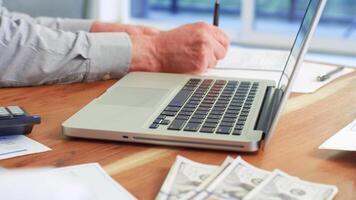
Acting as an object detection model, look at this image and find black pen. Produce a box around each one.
[213,0,220,26]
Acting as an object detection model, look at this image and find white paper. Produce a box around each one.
[0,163,137,200]
[0,135,51,160]
[292,62,354,93]
[319,119,356,151]
[206,46,354,93]
[306,53,356,69]
[217,47,289,71]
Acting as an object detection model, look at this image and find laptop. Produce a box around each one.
[63,0,326,152]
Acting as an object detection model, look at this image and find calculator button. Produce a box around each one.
[7,106,26,116]
[0,107,11,117]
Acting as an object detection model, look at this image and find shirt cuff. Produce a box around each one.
[86,32,132,81]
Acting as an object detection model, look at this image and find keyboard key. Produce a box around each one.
[165,106,181,112]
[211,107,225,112]
[235,125,244,130]
[226,110,239,115]
[195,110,209,115]
[220,122,234,127]
[190,97,202,101]
[197,107,210,112]
[181,107,195,112]
[188,100,201,105]
[214,104,227,108]
[232,129,242,135]
[216,126,232,135]
[154,118,163,124]
[200,127,215,133]
[162,111,177,117]
[240,113,249,117]
[221,118,236,123]
[203,123,218,128]
[216,100,230,104]
[149,123,159,129]
[157,115,166,120]
[192,114,206,119]
[239,116,248,121]
[168,119,187,131]
[207,114,221,119]
[210,110,224,115]
[185,104,198,109]
[227,106,241,111]
[179,111,194,116]
[200,103,213,108]
[216,80,227,85]
[176,115,190,120]
[161,120,171,125]
[184,123,201,132]
[224,114,238,119]
[168,90,193,107]
[189,118,204,124]
[236,121,245,126]
[206,118,220,123]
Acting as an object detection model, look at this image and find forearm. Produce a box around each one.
[0,16,132,87]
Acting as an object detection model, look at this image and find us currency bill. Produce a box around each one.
[193,157,271,200]
[244,169,338,200]
[155,156,218,200]
[181,157,234,200]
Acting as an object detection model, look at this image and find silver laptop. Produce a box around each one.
[63,0,326,152]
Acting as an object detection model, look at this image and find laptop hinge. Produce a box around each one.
[254,86,284,138]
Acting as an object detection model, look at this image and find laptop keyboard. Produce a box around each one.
[149,78,259,136]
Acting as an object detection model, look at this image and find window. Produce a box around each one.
[122,0,356,55]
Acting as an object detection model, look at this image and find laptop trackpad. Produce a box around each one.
[97,87,169,107]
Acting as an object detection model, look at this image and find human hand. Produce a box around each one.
[129,22,230,74]
[90,22,160,35]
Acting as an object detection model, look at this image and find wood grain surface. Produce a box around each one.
[0,71,355,200]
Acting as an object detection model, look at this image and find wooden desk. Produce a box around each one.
[0,72,355,200]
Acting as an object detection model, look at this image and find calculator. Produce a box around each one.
[0,106,41,137]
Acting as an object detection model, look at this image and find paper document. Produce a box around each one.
[0,135,51,160]
[319,119,356,151]
[306,53,356,69]
[217,47,289,71]
[292,62,354,93]
[0,163,137,200]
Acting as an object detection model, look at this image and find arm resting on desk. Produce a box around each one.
[0,14,132,87]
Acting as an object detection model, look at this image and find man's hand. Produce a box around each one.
[90,22,160,35]
[129,22,230,74]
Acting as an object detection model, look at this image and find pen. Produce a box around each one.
[213,0,220,26]
[316,66,344,82]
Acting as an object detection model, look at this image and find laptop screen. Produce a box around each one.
[277,0,323,91]
[263,0,326,146]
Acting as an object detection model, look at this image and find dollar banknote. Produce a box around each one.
[181,157,234,200]
[193,157,271,200]
[155,156,218,200]
[244,169,338,200]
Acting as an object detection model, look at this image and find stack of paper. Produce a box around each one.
[156,156,338,200]
[0,163,137,200]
